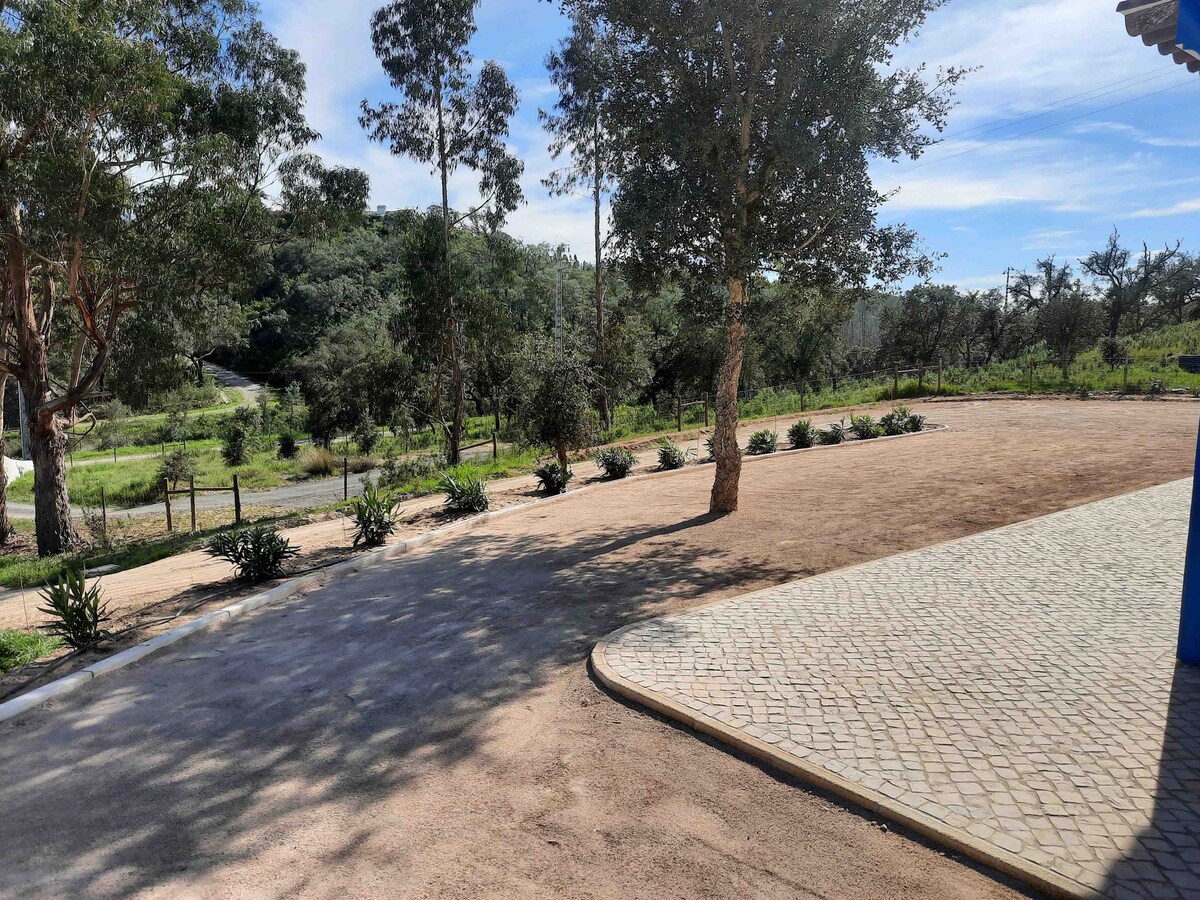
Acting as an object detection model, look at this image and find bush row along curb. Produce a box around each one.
[0,422,947,726]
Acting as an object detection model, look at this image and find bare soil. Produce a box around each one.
[1,399,1196,898]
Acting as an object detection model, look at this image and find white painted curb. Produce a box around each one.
[0,423,945,725]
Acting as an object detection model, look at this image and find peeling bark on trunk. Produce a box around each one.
[28,403,74,556]
[709,275,749,514]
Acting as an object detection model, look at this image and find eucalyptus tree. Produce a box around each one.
[541,11,620,426]
[360,0,524,463]
[1,0,359,555]
[1082,230,1182,337]
[585,0,961,513]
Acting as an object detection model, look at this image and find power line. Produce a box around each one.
[880,78,1199,187]
[932,67,1182,149]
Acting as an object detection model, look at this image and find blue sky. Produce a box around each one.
[260,0,1200,293]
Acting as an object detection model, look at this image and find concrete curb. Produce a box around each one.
[585,479,1190,900]
[0,423,946,727]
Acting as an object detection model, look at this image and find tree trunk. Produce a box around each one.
[0,375,9,545]
[25,386,75,556]
[593,121,609,430]
[709,275,749,514]
[194,356,205,387]
[435,85,462,466]
[556,440,569,474]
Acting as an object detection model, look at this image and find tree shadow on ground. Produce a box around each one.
[0,509,788,896]
[1102,662,1200,898]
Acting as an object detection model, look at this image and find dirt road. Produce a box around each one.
[0,398,1196,898]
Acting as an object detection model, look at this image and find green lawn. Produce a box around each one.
[0,629,62,673]
[7,446,296,509]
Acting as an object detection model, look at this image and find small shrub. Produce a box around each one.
[220,406,259,466]
[81,506,110,551]
[439,469,490,512]
[157,448,197,490]
[595,446,637,479]
[817,421,846,445]
[879,405,910,436]
[657,438,687,470]
[159,409,188,444]
[704,434,716,460]
[277,432,299,459]
[534,460,573,494]
[353,414,379,455]
[299,448,337,477]
[380,452,441,489]
[850,415,882,440]
[206,525,300,581]
[787,420,816,449]
[1076,385,1091,400]
[746,430,778,455]
[1148,378,1166,396]
[349,482,398,548]
[38,568,112,649]
[1100,336,1126,371]
[905,412,926,433]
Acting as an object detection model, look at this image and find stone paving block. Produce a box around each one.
[595,479,1200,899]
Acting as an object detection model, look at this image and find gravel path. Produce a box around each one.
[0,399,1196,898]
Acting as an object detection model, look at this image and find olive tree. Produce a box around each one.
[584,0,962,513]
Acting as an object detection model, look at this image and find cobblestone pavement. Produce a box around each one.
[595,479,1200,899]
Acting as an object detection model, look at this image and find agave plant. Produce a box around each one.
[534,460,573,494]
[206,525,300,581]
[439,468,491,512]
[594,447,637,479]
[38,568,112,649]
[745,430,778,455]
[349,481,399,548]
[656,438,687,470]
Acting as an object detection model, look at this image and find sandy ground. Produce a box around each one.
[0,399,1197,898]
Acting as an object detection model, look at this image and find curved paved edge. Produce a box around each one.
[586,478,1160,900]
[590,640,1090,900]
[0,424,946,724]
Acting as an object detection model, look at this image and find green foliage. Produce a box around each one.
[516,353,595,467]
[220,407,260,467]
[159,409,189,444]
[157,449,198,491]
[380,452,442,490]
[534,461,573,494]
[745,430,778,455]
[879,405,911,436]
[353,414,380,456]
[439,469,491,513]
[0,629,63,674]
[594,446,636,479]
[38,569,112,649]
[656,438,687,470]
[905,412,926,432]
[206,526,300,582]
[849,415,882,440]
[349,482,399,548]
[277,433,299,459]
[96,401,132,451]
[817,421,846,445]
[787,420,816,449]
[1100,335,1127,370]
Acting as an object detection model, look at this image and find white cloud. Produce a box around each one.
[1022,228,1081,250]
[1075,121,1200,148]
[1130,197,1200,218]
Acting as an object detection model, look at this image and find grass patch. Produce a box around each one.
[7,446,296,509]
[0,629,62,673]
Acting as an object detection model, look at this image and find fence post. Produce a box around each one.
[113,446,117,464]
[233,473,242,525]
[1123,357,1130,394]
[100,486,107,538]
[163,479,173,534]
[703,393,710,427]
[343,456,349,501]
[676,393,683,433]
[1028,360,1035,394]
[492,430,498,460]
[937,360,943,394]
[893,368,899,399]
[800,381,806,412]
[189,475,197,533]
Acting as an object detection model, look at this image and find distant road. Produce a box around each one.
[204,363,263,404]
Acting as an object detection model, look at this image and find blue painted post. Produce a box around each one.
[1180,0,1200,56]
[1179,418,1200,664]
